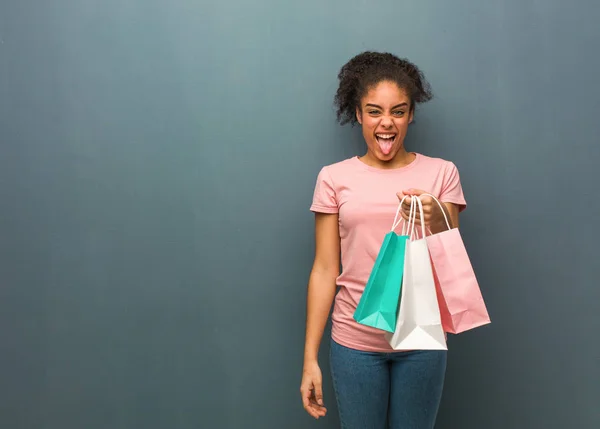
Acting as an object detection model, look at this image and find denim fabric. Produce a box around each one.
[329,339,447,429]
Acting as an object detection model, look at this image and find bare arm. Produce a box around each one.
[300,212,340,419]
[429,201,460,233]
[304,212,340,363]
[443,202,460,228]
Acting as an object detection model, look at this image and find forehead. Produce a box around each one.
[362,81,410,105]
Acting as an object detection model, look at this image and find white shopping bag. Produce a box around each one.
[386,196,447,350]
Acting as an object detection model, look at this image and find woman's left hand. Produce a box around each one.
[397,189,453,233]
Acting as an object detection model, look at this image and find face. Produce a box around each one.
[356,80,414,163]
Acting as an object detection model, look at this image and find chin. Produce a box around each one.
[376,153,395,162]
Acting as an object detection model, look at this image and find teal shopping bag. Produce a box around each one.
[353,198,412,332]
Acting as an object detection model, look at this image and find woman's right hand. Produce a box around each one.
[300,360,327,419]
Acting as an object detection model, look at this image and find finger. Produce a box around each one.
[314,381,324,406]
[307,404,323,419]
[301,385,311,409]
[412,218,422,226]
[309,396,328,413]
[306,404,321,419]
[402,204,412,214]
[402,213,421,225]
[419,200,433,214]
[309,398,327,418]
[400,195,412,208]
[312,405,327,418]
[307,405,327,420]
[403,188,425,196]
[307,394,327,419]
[303,391,321,419]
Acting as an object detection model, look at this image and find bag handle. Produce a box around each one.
[392,195,414,232]
[410,195,426,240]
[401,196,417,237]
[391,195,416,233]
[391,196,408,232]
[393,193,452,236]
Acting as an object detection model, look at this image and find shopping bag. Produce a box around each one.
[386,196,447,350]
[353,199,409,333]
[423,194,491,334]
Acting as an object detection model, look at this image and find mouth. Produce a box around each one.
[375,133,397,155]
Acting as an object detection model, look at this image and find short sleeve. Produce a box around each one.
[439,162,467,212]
[310,167,338,214]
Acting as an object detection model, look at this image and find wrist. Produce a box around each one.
[429,217,447,234]
[432,206,452,232]
[303,349,319,365]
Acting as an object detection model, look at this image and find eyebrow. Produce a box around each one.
[365,103,409,109]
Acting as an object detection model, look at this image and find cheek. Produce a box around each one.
[394,118,410,132]
[361,117,378,131]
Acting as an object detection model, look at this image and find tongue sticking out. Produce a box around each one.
[377,136,395,155]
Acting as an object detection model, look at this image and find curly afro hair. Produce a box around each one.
[334,51,433,126]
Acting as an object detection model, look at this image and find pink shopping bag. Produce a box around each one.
[423,194,491,334]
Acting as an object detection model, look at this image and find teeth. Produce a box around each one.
[376,134,396,139]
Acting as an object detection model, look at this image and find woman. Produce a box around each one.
[300,52,467,429]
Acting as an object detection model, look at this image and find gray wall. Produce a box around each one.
[1,1,599,428]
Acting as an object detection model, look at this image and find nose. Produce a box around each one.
[380,115,393,128]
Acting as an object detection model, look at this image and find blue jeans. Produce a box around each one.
[329,339,447,429]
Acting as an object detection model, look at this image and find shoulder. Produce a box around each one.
[319,156,358,173]
[311,158,358,212]
[416,153,466,207]
[414,153,464,195]
[315,157,359,184]
[415,153,459,173]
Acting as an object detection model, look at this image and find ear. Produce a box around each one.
[408,109,414,124]
[356,107,363,125]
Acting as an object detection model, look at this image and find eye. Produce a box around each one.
[393,111,405,116]
[368,110,381,115]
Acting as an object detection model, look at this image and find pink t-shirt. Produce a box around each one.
[310,153,467,352]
